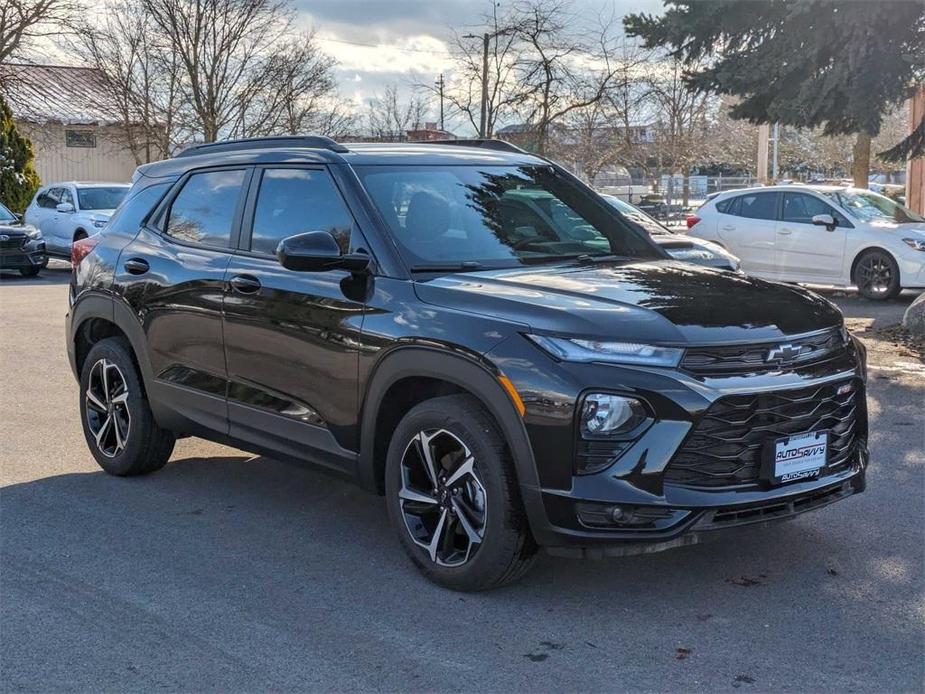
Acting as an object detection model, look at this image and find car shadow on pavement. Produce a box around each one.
[0,261,72,286]
[2,420,923,691]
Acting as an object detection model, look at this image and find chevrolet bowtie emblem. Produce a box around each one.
[766,343,802,363]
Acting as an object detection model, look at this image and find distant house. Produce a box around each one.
[0,63,140,184]
[406,122,455,141]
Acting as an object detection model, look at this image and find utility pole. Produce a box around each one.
[435,73,445,131]
[479,33,489,138]
[463,32,491,137]
[757,123,770,185]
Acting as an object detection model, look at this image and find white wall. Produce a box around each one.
[16,121,138,185]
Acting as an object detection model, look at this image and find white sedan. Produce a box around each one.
[688,185,925,300]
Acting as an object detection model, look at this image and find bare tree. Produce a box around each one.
[73,1,181,163]
[645,54,711,206]
[439,3,524,138]
[226,30,340,138]
[510,0,621,155]
[365,84,429,141]
[141,0,293,142]
[0,0,82,63]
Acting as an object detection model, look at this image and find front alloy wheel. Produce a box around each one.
[84,358,131,458]
[855,250,900,300]
[398,429,487,567]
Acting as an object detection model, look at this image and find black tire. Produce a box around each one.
[853,249,901,301]
[19,266,40,277]
[74,230,88,242]
[385,394,537,591]
[79,337,175,475]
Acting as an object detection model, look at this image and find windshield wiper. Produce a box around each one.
[410,261,484,273]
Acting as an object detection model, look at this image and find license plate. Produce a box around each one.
[764,431,828,484]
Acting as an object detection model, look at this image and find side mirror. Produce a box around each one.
[56,202,75,213]
[277,231,371,274]
[811,213,836,231]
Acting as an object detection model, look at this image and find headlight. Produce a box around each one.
[26,227,42,239]
[527,334,683,367]
[92,219,108,229]
[902,238,925,252]
[580,394,647,437]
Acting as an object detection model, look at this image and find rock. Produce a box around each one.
[903,292,925,337]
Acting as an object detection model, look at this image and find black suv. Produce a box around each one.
[67,136,868,590]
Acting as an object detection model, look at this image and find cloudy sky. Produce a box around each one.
[294,0,664,134]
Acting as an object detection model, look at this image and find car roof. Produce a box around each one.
[136,140,545,180]
[40,181,131,189]
[711,184,855,201]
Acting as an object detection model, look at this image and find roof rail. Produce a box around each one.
[175,135,349,158]
[427,139,530,155]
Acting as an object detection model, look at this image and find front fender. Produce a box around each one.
[356,346,553,543]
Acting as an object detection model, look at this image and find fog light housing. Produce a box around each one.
[580,394,646,438]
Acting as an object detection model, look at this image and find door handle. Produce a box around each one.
[123,258,150,274]
[229,274,261,294]
[777,228,792,235]
[721,225,735,231]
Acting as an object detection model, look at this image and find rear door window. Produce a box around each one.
[164,169,247,248]
[737,192,778,220]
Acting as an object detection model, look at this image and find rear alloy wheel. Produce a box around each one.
[385,394,537,591]
[79,337,175,475]
[854,250,900,300]
[85,359,132,458]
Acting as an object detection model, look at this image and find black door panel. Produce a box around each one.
[114,227,231,434]
[222,254,366,464]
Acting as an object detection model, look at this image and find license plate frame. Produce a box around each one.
[761,430,828,485]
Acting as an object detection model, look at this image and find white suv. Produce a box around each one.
[24,182,130,258]
[689,185,925,300]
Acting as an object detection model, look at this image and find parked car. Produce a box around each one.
[25,182,130,258]
[635,192,668,219]
[0,201,47,277]
[67,137,868,591]
[601,194,740,271]
[689,185,925,300]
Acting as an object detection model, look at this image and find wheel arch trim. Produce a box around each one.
[357,346,550,537]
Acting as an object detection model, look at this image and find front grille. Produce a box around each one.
[0,235,26,250]
[681,328,846,376]
[665,378,860,489]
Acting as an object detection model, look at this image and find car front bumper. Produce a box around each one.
[0,240,48,270]
[492,334,869,553]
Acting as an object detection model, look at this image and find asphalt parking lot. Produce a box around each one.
[1,262,923,692]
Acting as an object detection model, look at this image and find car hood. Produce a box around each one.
[414,259,842,345]
[0,221,36,236]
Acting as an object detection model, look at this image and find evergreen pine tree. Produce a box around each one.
[625,1,925,185]
[0,95,41,213]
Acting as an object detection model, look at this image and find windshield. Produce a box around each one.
[602,195,669,236]
[828,190,924,224]
[77,187,129,211]
[356,165,658,269]
[0,203,16,222]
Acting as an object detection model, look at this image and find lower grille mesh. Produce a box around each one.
[665,379,860,489]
